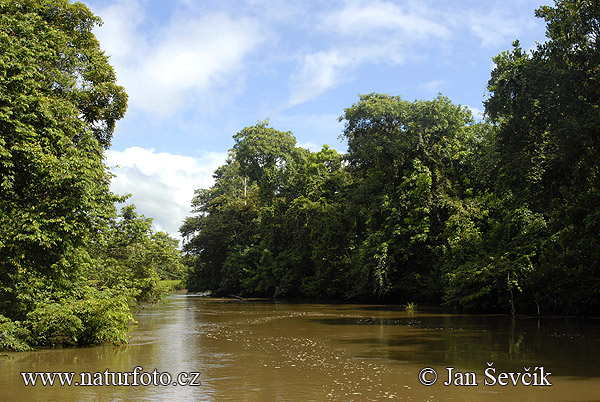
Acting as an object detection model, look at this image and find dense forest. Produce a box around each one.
[0,0,183,351]
[1,0,598,352]
[181,0,600,315]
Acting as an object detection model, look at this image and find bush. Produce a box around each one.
[74,287,133,345]
[27,302,83,346]
[0,316,33,352]
[0,287,135,350]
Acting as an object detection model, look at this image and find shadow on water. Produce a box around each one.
[309,314,600,378]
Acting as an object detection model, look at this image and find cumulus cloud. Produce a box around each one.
[93,0,265,117]
[105,147,227,239]
[89,0,546,119]
[93,0,144,62]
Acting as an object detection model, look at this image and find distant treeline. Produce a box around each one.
[181,0,600,315]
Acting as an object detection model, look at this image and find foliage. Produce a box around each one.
[89,205,184,303]
[0,0,126,320]
[404,302,418,312]
[233,119,298,203]
[0,315,32,351]
[157,280,185,292]
[182,122,351,298]
[340,94,482,301]
[182,99,483,303]
[0,1,181,350]
[479,0,600,314]
[26,286,132,347]
[182,0,600,315]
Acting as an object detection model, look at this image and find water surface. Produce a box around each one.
[1,295,599,401]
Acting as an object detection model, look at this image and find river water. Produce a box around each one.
[1,295,599,401]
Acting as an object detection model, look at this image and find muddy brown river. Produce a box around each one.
[1,295,599,401]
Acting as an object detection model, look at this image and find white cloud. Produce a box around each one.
[289,50,358,106]
[321,0,450,39]
[418,79,446,93]
[93,0,144,62]
[105,147,227,239]
[467,8,536,48]
[93,1,265,117]
[288,1,451,105]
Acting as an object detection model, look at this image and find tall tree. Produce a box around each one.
[181,157,260,295]
[340,94,481,301]
[182,124,351,298]
[0,0,127,318]
[233,120,298,203]
[0,0,138,350]
[483,0,600,314]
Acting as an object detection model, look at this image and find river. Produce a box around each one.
[1,294,599,401]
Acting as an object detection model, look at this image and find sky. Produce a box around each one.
[84,0,550,242]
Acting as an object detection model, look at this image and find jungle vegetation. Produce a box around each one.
[0,0,183,351]
[1,0,598,353]
[181,0,600,316]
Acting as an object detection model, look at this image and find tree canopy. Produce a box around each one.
[0,0,182,351]
[181,98,486,302]
[181,0,600,315]
[3,0,599,352]
[481,0,600,314]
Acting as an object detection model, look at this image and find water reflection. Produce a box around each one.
[310,313,600,377]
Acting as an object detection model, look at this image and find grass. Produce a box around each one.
[157,280,185,293]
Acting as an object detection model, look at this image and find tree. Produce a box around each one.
[182,123,353,298]
[340,94,481,301]
[481,0,600,314]
[232,120,298,203]
[181,158,260,294]
[90,205,184,303]
[0,0,126,316]
[0,0,139,349]
[182,97,488,303]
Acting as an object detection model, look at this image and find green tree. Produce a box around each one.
[89,205,183,303]
[233,120,298,203]
[182,122,303,296]
[0,1,178,350]
[150,231,185,280]
[183,98,486,304]
[254,145,352,298]
[181,158,260,295]
[482,0,600,314]
[0,0,127,321]
[340,94,482,301]
[182,123,352,298]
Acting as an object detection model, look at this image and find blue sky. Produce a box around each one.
[84,0,549,241]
